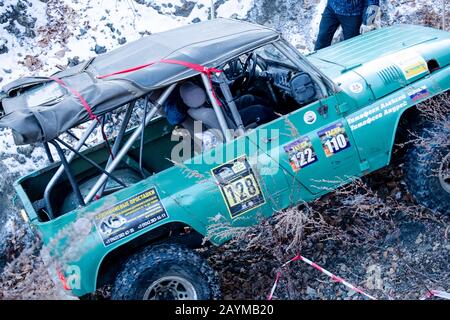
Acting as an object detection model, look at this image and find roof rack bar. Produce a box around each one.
[55,138,126,188]
[84,84,177,204]
[43,120,98,218]
[66,129,90,148]
[49,140,85,209]
[99,101,135,197]
[139,95,150,178]
[201,73,232,142]
[218,72,245,136]
[43,142,54,163]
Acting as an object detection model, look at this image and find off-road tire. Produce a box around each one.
[404,119,450,214]
[111,244,221,300]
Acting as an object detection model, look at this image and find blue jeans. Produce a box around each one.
[314,6,363,51]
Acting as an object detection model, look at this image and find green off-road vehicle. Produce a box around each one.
[0,19,449,300]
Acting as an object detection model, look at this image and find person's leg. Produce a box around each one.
[338,14,363,40]
[314,6,341,51]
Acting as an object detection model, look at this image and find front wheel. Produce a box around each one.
[111,244,221,300]
[404,119,450,214]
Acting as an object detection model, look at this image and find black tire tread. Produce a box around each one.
[404,119,450,214]
[111,243,221,300]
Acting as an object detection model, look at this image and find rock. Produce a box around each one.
[23,55,43,71]
[174,1,196,17]
[54,49,66,59]
[16,146,34,158]
[306,286,316,297]
[0,38,8,54]
[67,56,81,67]
[94,45,107,54]
[384,228,400,245]
[106,22,115,33]
[0,0,37,38]
[118,37,126,45]
[192,17,201,24]
[0,77,3,83]
[347,288,357,297]
[415,233,423,245]
[3,68,12,74]
[399,222,426,245]
[17,155,26,165]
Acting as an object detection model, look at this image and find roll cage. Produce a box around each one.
[32,39,335,220]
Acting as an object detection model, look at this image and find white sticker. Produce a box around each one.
[390,51,428,80]
[303,111,317,125]
[349,82,364,94]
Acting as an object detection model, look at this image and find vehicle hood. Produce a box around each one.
[307,25,450,104]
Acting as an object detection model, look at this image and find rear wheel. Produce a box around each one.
[111,244,221,300]
[404,119,450,214]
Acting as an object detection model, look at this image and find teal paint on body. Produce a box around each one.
[13,24,450,296]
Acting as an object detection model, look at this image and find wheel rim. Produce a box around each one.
[439,152,450,194]
[143,276,198,300]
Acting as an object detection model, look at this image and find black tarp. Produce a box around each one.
[0,18,279,145]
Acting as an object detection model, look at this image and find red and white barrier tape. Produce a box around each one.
[268,254,377,300]
[420,290,450,300]
[97,59,224,107]
[268,254,450,300]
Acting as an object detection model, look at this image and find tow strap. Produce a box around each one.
[48,59,223,159]
[97,59,224,106]
[49,76,115,159]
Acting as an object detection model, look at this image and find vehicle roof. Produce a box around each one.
[0,18,280,145]
[87,18,280,85]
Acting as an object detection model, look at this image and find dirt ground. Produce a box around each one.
[203,163,450,300]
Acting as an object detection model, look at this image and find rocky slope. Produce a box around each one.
[0,0,449,300]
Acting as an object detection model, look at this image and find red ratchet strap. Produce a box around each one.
[49,76,115,159]
[97,59,224,106]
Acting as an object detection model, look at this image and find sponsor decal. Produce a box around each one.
[349,82,364,94]
[317,122,351,157]
[94,187,169,246]
[391,51,428,80]
[408,85,429,102]
[284,136,318,172]
[303,111,317,125]
[212,155,266,219]
[348,94,408,131]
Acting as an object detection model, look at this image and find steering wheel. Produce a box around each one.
[241,52,258,90]
[227,53,258,94]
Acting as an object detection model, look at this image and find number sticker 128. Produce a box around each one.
[212,156,266,219]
